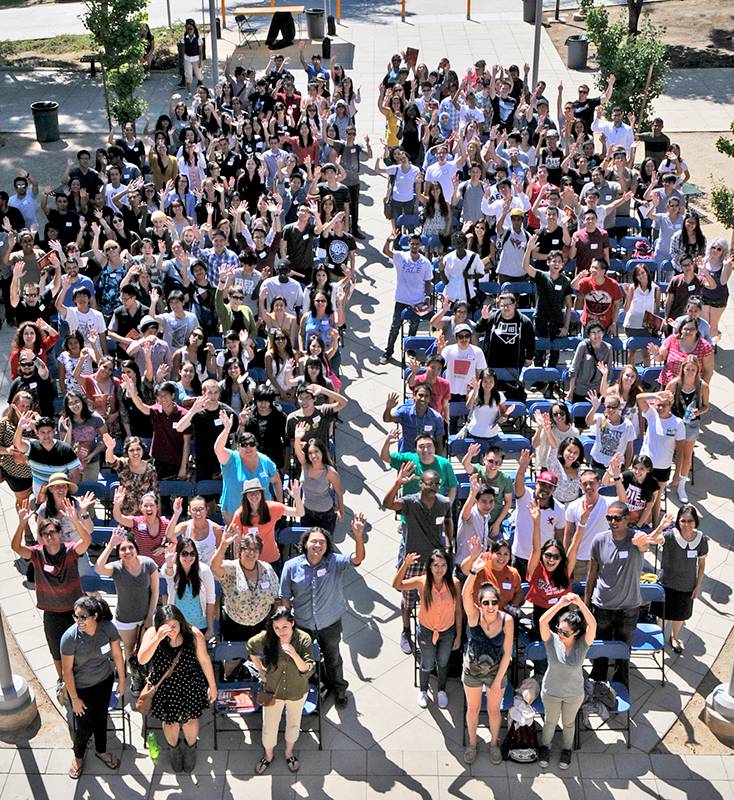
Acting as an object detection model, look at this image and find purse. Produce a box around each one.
[135,651,182,716]
[256,667,285,707]
[462,253,486,312]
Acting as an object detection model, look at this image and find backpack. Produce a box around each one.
[501,720,540,763]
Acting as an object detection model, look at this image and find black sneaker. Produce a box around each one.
[559,749,572,770]
[378,353,391,365]
[538,745,550,768]
[334,692,348,709]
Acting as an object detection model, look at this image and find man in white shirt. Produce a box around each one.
[591,106,635,158]
[9,174,39,229]
[495,208,529,281]
[440,231,485,303]
[54,281,108,352]
[513,449,566,579]
[380,235,433,364]
[259,260,306,314]
[424,145,466,206]
[441,323,487,399]
[564,468,613,580]
[481,178,531,222]
[383,148,421,228]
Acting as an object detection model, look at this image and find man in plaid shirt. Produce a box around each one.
[191,225,239,285]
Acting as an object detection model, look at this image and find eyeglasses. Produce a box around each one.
[543,552,561,561]
[241,442,257,449]
[23,292,39,298]
[20,362,34,367]
[73,614,90,621]
[679,518,695,524]
[711,246,723,251]
[180,550,196,557]
[241,546,259,553]
[229,294,244,299]
[314,298,327,304]
[499,303,515,309]
[480,599,499,607]
[104,246,119,253]
[191,332,204,339]
[551,410,565,417]
[606,405,620,411]
[557,628,575,638]
[457,333,471,340]
[606,514,625,522]
[578,89,589,94]
[274,336,287,341]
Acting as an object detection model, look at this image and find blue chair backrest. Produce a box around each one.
[92,527,115,545]
[194,480,223,496]
[449,401,469,418]
[278,526,309,547]
[522,367,561,385]
[81,574,116,594]
[525,640,546,661]
[212,641,249,663]
[527,400,556,417]
[640,583,665,604]
[587,640,630,661]
[159,480,195,498]
[500,281,535,296]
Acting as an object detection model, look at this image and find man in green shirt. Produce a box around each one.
[381,431,457,504]
[460,442,513,536]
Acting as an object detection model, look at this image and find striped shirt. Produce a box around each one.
[27,440,82,495]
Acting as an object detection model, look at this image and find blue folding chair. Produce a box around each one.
[277,526,309,560]
[81,574,116,593]
[396,214,420,233]
[639,365,663,389]
[209,641,260,750]
[633,583,666,685]
[194,479,223,497]
[579,640,632,748]
[158,480,195,498]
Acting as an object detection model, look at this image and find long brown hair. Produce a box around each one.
[423,548,457,611]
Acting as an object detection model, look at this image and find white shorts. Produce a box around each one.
[114,618,144,632]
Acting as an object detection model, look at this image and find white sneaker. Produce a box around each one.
[677,478,689,503]
[417,691,429,708]
[437,690,448,709]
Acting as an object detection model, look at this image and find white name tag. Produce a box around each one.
[138,523,148,531]
[424,425,433,431]
[100,643,111,654]
[548,597,558,604]
[302,234,310,241]
[686,550,697,559]
[66,221,73,227]
[214,419,223,426]
[316,568,327,577]
[688,285,695,291]
[554,285,562,291]
[435,516,445,524]
[502,582,512,590]
[260,581,271,589]
[312,416,321,424]
[29,382,37,389]
[590,243,599,250]
[43,564,55,573]
[618,550,628,559]
[248,527,258,535]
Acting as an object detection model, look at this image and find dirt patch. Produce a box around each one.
[544,0,734,69]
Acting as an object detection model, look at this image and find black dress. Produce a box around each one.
[149,638,210,723]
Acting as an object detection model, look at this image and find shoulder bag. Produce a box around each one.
[135,650,182,715]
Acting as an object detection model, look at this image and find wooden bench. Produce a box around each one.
[80,54,101,77]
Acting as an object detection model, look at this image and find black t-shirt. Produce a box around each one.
[8,374,56,418]
[281,221,315,273]
[28,439,78,471]
[535,226,566,257]
[538,146,565,187]
[184,404,238,479]
[46,210,80,245]
[115,139,146,168]
[319,232,356,269]
[68,167,102,195]
[111,302,149,338]
[243,407,287,469]
[2,206,26,232]
[13,291,54,325]
[572,96,602,131]
[491,95,518,131]
[534,270,571,324]
[248,91,275,118]
[216,151,243,181]
[566,168,593,195]
[285,405,336,446]
[621,470,659,516]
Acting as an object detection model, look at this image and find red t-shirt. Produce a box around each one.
[574,227,609,272]
[131,516,172,567]
[30,542,80,612]
[413,373,451,416]
[525,562,568,609]
[579,275,623,330]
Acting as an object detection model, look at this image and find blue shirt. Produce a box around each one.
[394,402,445,452]
[220,448,277,516]
[61,275,95,307]
[280,552,353,630]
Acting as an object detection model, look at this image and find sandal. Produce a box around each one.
[670,638,683,654]
[254,756,272,775]
[286,755,300,773]
[69,758,84,780]
[95,752,120,770]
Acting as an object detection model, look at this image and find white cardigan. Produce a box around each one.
[160,561,216,617]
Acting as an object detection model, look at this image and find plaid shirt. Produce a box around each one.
[439,96,462,133]
[191,242,239,285]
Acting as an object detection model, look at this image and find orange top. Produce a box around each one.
[418,578,458,642]
[471,564,521,608]
[233,501,286,563]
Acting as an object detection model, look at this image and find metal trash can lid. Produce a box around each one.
[565,34,589,43]
[306,7,324,13]
[31,101,59,112]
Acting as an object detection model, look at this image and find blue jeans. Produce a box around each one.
[416,623,455,692]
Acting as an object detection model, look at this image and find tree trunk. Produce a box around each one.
[627,0,644,35]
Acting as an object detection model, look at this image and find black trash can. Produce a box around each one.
[305,7,325,39]
[30,101,60,143]
[523,0,536,24]
[566,34,589,70]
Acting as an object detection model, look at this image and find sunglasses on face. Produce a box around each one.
[606,514,625,522]
[543,552,561,561]
[180,550,196,557]
[73,614,90,621]
[457,333,471,340]
[558,628,575,638]
[480,599,499,607]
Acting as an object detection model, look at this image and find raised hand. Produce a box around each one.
[351,512,366,537]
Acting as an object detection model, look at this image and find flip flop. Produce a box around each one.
[95,752,120,770]
[286,755,300,773]
[254,756,272,775]
[69,759,84,780]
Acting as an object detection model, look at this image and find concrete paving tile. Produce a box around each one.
[295,774,367,799]
[9,748,52,775]
[649,753,692,780]
[365,775,438,799]
[613,753,655,780]
[582,778,660,799]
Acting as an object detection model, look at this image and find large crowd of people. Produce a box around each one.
[0,25,727,782]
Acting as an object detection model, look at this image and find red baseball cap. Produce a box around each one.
[536,470,559,488]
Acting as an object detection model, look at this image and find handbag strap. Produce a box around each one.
[150,650,182,691]
[461,252,478,301]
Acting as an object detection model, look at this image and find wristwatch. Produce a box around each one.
[469,568,478,575]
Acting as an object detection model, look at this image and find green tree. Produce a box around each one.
[580,0,669,128]
[83,0,148,127]
[711,120,734,233]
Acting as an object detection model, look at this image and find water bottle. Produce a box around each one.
[146,732,160,762]
[683,401,696,423]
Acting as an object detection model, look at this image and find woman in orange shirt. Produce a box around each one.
[232,479,304,572]
[393,548,462,710]
[460,538,524,610]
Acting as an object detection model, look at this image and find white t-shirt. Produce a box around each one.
[496,227,528,277]
[565,494,612,561]
[425,160,459,206]
[589,414,636,467]
[393,251,433,306]
[512,490,566,560]
[481,194,531,220]
[441,343,487,395]
[640,407,685,469]
[65,306,107,344]
[443,251,484,302]
[260,277,305,313]
[386,164,421,203]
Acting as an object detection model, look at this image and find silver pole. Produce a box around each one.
[0,611,13,692]
[166,0,172,29]
[209,0,219,86]
[531,0,543,89]
[0,606,37,730]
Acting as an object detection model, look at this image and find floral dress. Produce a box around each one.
[110,457,159,515]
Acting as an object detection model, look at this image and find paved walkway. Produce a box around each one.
[1,7,734,799]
